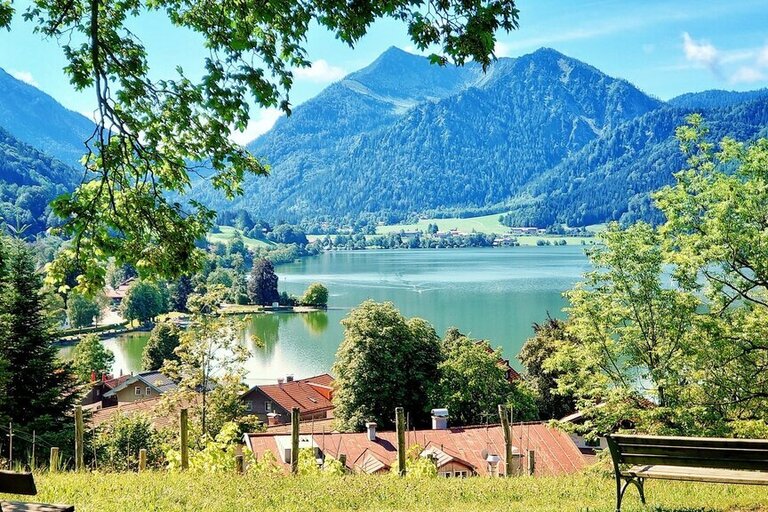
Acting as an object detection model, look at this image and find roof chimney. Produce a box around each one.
[277,377,285,385]
[286,374,294,383]
[365,422,377,441]
[431,408,449,430]
[267,413,281,426]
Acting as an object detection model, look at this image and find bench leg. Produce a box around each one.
[616,476,645,512]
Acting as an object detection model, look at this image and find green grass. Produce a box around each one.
[13,472,768,512]
[208,226,275,250]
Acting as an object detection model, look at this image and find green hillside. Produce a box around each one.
[207,226,275,249]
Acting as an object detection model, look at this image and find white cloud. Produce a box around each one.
[758,45,768,67]
[292,59,346,83]
[10,70,38,87]
[494,41,512,58]
[682,32,719,71]
[230,108,283,146]
[730,66,766,84]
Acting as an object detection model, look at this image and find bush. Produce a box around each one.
[91,413,166,471]
[300,283,328,306]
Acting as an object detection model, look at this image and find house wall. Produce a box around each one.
[241,388,289,423]
[113,383,159,403]
[436,461,475,478]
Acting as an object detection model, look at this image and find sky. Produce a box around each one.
[1,0,767,144]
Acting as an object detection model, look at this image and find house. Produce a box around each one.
[102,370,178,403]
[88,397,176,429]
[244,410,588,477]
[104,277,137,306]
[82,373,131,409]
[240,374,335,425]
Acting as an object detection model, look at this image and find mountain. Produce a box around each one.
[192,47,664,224]
[669,89,768,110]
[0,125,79,232]
[0,68,93,168]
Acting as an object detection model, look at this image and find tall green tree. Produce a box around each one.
[550,222,701,435]
[437,333,536,425]
[0,237,79,438]
[142,322,181,371]
[71,334,115,382]
[655,115,768,424]
[247,259,279,306]
[121,280,167,324]
[300,282,328,306]
[22,0,519,295]
[518,317,577,420]
[162,286,254,436]
[332,301,442,430]
[168,275,194,313]
[67,292,102,328]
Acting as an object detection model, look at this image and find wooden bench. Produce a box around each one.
[606,434,768,512]
[0,471,74,512]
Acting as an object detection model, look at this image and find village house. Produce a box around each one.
[474,340,521,382]
[104,276,137,306]
[244,409,588,477]
[102,370,178,403]
[81,373,131,409]
[240,374,334,426]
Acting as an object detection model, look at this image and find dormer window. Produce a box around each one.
[134,386,142,396]
[146,387,152,396]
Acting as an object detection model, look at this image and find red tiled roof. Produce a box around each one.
[88,397,173,429]
[255,374,335,415]
[267,417,337,434]
[245,422,588,477]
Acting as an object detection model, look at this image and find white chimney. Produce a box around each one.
[365,422,377,441]
[431,408,449,430]
[277,377,285,385]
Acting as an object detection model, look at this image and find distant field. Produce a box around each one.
[376,213,509,234]
[207,226,275,249]
[19,471,768,512]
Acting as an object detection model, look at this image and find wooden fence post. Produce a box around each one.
[235,454,244,474]
[527,450,535,476]
[138,449,147,472]
[49,447,59,472]
[396,407,406,477]
[74,406,84,472]
[180,408,189,471]
[498,405,514,477]
[291,407,300,475]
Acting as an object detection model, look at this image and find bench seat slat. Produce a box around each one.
[1,502,74,512]
[613,434,768,451]
[619,443,768,461]
[623,465,768,486]
[621,454,768,471]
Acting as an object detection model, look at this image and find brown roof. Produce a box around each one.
[251,374,335,415]
[267,417,337,434]
[245,422,588,477]
[88,397,175,430]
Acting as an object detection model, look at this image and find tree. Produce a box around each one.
[247,259,279,306]
[67,292,102,328]
[654,115,768,425]
[550,222,701,435]
[71,334,115,382]
[121,280,167,324]
[300,283,328,306]
[518,316,577,420]
[168,275,194,313]
[142,322,181,371]
[332,301,442,430]
[162,286,255,436]
[26,0,519,296]
[437,333,536,425]
[0,236,79,447]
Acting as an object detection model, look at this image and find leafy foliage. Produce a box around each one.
[300,283,328,307]
[66,292,101,328]
[247,258,279,306]
[332,301,442,431]
[142,321,181,371]
[71,333,115,382]
[91,412,167,471]
[121,280,168,324]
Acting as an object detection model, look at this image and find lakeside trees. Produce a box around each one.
[536,116,768,437]
[247,259,279,306]
[71,334,115,382]
[142,322,182,371]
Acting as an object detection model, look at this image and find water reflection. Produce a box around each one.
[302,311,329,336]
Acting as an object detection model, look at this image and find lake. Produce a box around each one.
[61,247,591,387]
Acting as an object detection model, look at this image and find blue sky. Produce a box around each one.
[1,0,767,144]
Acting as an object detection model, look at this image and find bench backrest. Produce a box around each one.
[607,434,768,472]
[0,471,37,495]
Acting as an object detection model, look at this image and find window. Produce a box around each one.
[134,386,142,396]
[440,472,452,478]
[454,471,468,478]
[146,387,152,396]
[245,401,254,412]
[265,401,273,412]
